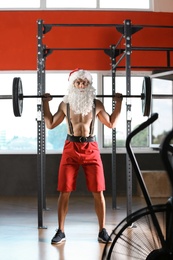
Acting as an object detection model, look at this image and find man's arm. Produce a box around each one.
[96,94,123,129]
[42,95,65,129]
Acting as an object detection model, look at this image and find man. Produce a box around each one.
[42,68,123,244]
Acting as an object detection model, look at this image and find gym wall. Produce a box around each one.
[0,11,173,70]
[0,153,165,197]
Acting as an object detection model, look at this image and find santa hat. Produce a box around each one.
[68,68,92,84]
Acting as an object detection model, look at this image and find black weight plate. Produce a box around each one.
[142,76,151,117]
[12,77,23,117]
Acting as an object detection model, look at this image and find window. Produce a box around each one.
[0,0,40,8]
[47,0,96,8]
[102,75,148,148]
[46,0,150,9]
[100,0,150,9]
[0,0,150,10]
[150,78,173,147]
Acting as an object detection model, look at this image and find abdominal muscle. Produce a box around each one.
[66,110,93,137]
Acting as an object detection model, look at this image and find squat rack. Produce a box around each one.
[36,19,173,228]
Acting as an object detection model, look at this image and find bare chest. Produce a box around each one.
[70,111,92,124]
[66,109,93,136]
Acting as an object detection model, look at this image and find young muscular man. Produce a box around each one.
[42,69,123,244]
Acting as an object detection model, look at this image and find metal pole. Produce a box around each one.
[124,19,133,217]
[37,19,47,229]
[111,45,117,209]
[41,48,47,212]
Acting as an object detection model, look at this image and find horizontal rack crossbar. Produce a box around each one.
[43,23,173,29]
[44,23,123,27]
[46,48,109,51]
[45,47,173,51]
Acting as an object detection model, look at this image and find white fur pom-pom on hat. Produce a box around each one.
[68,68,92,84]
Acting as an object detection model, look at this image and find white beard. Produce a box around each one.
[63,84,96,116]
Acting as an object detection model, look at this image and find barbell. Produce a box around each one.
[0,76,152,117]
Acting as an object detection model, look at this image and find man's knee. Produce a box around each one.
[59,192,71,200]
[92,191,104,200]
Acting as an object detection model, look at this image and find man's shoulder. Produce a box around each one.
[60,100,66,106]
[59,101,67,112]
[95,98,103,106]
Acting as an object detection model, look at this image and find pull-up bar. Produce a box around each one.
[43,23,173,28]
[44,47,173,51]
[42,23,142,35]
[42,21,173,34]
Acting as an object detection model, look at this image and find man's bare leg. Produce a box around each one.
[92,191,106,231]
[92,191,112,243]
[58,191,71,232]
[51,191,70,244]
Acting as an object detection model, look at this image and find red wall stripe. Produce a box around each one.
[0,11,173,71]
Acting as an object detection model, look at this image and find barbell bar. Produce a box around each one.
[0,95,13,99]
[1,94,144,99]
[1,76,152,117]
[20,94,144,99]
[15,93,173,99]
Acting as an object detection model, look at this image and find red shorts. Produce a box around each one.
[57,140,105,192]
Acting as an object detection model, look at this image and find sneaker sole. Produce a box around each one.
[98,237,112,243]
[51,238,66,244]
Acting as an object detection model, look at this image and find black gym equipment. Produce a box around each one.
[0,75,170,120]
[34,19,173,228]
[11,76,150,117]
[102,113,173,259]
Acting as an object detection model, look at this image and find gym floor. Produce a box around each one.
[0,195,167,260]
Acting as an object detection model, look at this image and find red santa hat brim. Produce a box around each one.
[68,68,92,84]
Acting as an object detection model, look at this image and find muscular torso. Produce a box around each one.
[66,110,93,136]
[57,99,112,137]
[60,101,98,137]
[43,93,122,133]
